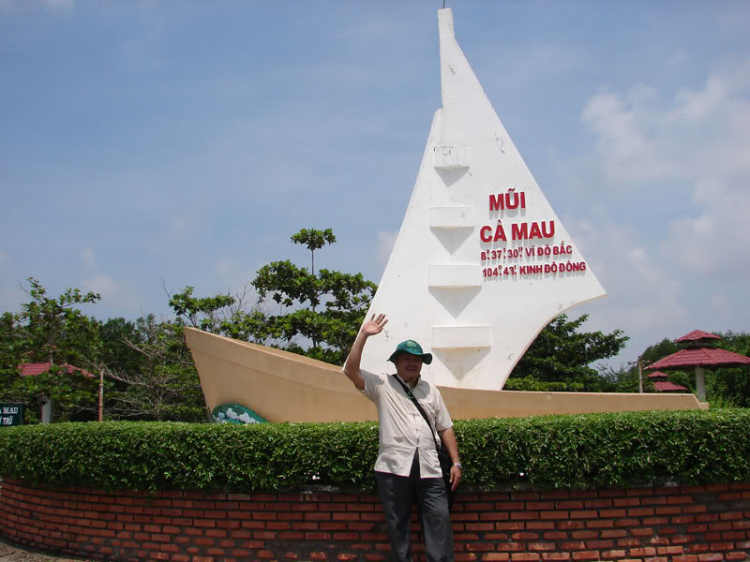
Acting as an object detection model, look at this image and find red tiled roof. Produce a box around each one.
[676,330,721,343]
[654,381,689,392]
[19,362,94,378]
[647,370,668,379]
[646,348,750,370]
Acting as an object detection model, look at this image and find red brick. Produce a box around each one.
[528,543,556,552]
[601,530,627,539]
[310,552,328,561]
[697,555,724,562]
[512,532,540,540]
[544,532,569,540]
[528,502,556,510]
[455,555,478,561]
[723,532,745,540]
[657,546,685,557]
[467,523,495,532]
[527,522,555,531]
[467,544,497,552]
[571,552,599,561]
[486,533,510,541]
[570,511,598,519]
[482,555,510,561]
[613,499,641,507]
[557,502,586,510]
[542,555,571,561]
[630,549,657,557]
[498,543,526,552]
[572,532,598,540]
[586,520,615,529]
[602,551,627,559]
[709,542,735,551]
[511,555,541,562]
[542,511,570,520]
[725,553,749,561]
[253,531,277,540]
[557,521,586,530]
[497,522,526,531]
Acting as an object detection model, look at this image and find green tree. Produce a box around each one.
[707,331,750,407]
[505,314,629,392]
[168,285,266,342]
[17,277,101,365]
[97,315,207,422]
[251,228,377,364]
[291,227,336,276]
[0,279,100,422]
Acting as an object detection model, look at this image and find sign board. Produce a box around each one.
[1,404,23,427]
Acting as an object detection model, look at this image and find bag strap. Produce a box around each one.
[391,375,442,452]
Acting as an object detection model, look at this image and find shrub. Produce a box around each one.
[0,410,748,492]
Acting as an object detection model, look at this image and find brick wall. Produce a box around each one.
[0,478,748,562]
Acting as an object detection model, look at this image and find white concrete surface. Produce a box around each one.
[359,8,606,390]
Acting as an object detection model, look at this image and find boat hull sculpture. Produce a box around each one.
[186,328,703,423]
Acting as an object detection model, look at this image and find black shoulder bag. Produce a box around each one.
[391,375,456,508]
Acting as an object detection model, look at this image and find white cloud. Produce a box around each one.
[80,248,96,268]
[569,216,686,339]
[79,249,141,312]
[568,59,750,363]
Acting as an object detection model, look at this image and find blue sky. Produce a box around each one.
[2,0,750,370]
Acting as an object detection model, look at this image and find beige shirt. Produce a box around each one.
[360,369,453,478]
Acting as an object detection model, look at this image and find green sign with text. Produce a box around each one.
[1,404,23,427]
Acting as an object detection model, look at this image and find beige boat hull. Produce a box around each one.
[184,328,705,422]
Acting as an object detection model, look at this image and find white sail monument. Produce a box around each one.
[358,8,606,391]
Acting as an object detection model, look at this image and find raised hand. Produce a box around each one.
[361,313,388,337]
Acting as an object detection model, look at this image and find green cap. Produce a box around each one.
[388,340,433,365]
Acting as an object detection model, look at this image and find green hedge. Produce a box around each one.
[1,410,749,492]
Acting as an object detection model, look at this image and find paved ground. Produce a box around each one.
[0,538,90,562]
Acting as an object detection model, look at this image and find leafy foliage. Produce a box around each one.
[0,279,101,422]
[506,314,629,391]
[1,410,748,493]
[251,229,377,364]
[97,315,207,422]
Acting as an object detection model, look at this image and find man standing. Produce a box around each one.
[343,313,461,562]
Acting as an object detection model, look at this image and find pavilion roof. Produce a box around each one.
[676,330,721,343]
[647,370,669,379]
[654,380,689,392]
[646,348,750,370]
[18,362,94,378]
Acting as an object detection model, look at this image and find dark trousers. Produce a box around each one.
[374,452,454,562]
